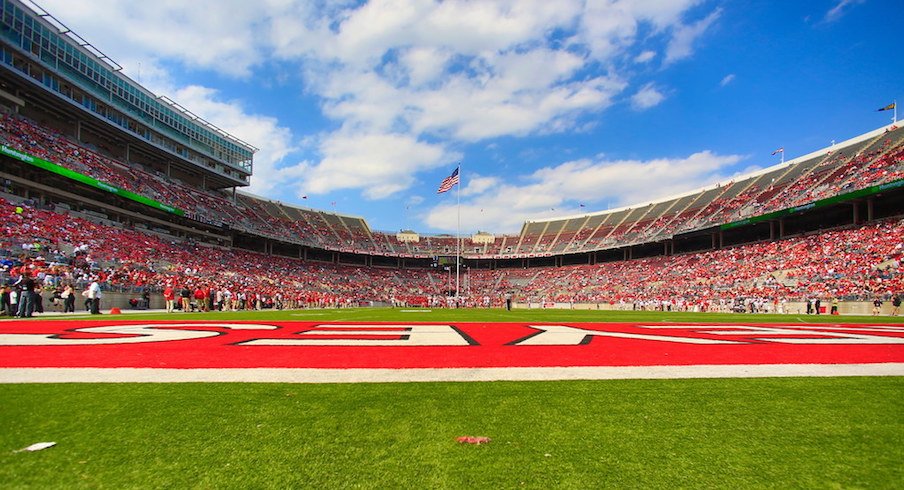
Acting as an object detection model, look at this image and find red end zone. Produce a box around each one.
[1,321,903,369]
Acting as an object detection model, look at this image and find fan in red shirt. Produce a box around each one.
[162,285,175,313]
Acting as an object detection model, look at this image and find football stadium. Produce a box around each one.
[1,0,903,488]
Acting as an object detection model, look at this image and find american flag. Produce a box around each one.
[771,147,784,155]
[437,167,460,194]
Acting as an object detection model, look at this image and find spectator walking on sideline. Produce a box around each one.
[180,285,191,312]
[9,286,18,316]
[194,286,208,312]
[62,283,75,313]
[872,297,883,316]
[892,294,901,316]
[88,278,102,314]
[16,273,36,318]
[163,284,176,313]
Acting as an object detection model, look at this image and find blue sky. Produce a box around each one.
[36,0,903,234]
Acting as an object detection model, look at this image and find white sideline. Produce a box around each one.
[1,363,902,384]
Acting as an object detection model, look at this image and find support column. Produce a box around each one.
[852,201,860,225]
[867,198,874,221]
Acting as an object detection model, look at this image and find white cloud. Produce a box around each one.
[425,151,746,233]
[824,0,866,23]
[271,0,711,197]
[720,73,736,87]
[399,47,453,87]
[665,8,722,65]
[578,0,701,61]
[409,74,627,141]
[630,83,666,110]
[462,175,501,197]
[38,0,278,78]
[634,50,657,63]
[618,0,707,30]
[300,131,456,199]
[35,0,723,205]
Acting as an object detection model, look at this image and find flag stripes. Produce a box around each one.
[437,167,460,193]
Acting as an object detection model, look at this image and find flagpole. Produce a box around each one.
[455,161,461,300]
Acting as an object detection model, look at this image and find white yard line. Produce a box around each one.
[2,363,902,384]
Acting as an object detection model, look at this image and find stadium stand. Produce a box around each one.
[2,108,901,260]
[1,197,901,311]
[0,0,901,312]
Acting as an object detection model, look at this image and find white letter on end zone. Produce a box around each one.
[239,324,474,346]
[0,324,278,345]
[512,325,739,346]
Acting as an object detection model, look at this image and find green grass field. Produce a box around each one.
[2,309,903,489]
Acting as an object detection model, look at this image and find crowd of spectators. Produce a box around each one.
[1,198,901,314]
[3,113,901,260]
[0,200,451,312]
[491,218,903,310]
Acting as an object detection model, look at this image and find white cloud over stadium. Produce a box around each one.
[425,150,745,232]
